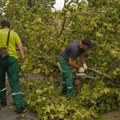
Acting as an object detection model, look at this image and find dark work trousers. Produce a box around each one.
[58,56,74,97]
[0,56,24,109]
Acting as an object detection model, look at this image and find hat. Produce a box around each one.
[82,37,93,48]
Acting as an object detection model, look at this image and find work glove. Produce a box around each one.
[79,67,85,73]
[76,67,85,77]
[83,63,88,71]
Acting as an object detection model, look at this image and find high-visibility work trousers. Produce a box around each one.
[0,56,24,109]
[58,56,74,97]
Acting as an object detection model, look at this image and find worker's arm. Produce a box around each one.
[80,52,88,70]
[80,52,86,64]
[68,57,79,70]
[17,41,25,59]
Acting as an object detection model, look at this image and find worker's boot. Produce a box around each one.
[0,101,7,106]
[16,106,24,113]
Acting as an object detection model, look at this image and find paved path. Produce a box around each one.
[0,78,39,120]
[0,93,39,120]
[103,110,120,120]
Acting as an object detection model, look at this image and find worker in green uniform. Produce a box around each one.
[0,20,25,113]
[58,38,92,97]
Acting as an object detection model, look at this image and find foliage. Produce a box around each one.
[0,0,119,81]
[76,80,120,113]
[22,79,120,120]
[0,0,120,119]
[27,0,55,8]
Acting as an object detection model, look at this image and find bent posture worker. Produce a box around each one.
[58,38,92,97]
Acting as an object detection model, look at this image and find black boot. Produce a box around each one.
[16,106,24,113]
[0,101,7,106]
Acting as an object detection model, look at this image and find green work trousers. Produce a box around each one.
[0,56,24,109]
[58,56,74,97]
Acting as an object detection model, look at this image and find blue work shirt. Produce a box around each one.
[60,41,84,61]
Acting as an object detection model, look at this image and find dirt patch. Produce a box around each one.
[0,79,39,120]
[0,91,38,120]
[103,110,120,120]
[0,94,39,120]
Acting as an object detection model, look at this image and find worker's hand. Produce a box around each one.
[78,67,85,73]
[21,55,25,59]
[83,63,87,71]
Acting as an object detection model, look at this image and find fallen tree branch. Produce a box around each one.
[88,68,112,79]
[58,13,66,37]
[24,53,112,79]
[58,0,74,38]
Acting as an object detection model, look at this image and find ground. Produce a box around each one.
[1,91,120,120]
[103,110,120,120]
[0,77,120,120]
[0,86,39,120]
[0,77,38,120]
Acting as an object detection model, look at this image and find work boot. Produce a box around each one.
[0,101,7,107]
[16,106,24,113]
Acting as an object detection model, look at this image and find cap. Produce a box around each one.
[82,37,93,48]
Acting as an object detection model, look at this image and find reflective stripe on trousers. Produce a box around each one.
[58,56,74,96]
[62,82,66,84]
[12,92,22,96]
[0,88,6,92]
[67,86,73,89]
